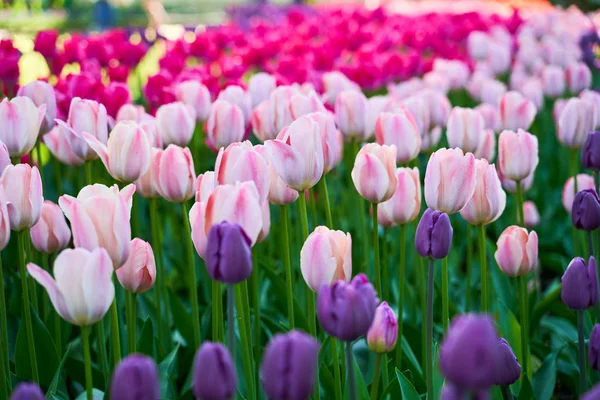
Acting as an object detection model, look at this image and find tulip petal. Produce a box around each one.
[59,197,100,251]
[83,132,110,174]
[189,201,208,259]
[301,231,337,292]
[27,263,72,323]
[263,139,307,191]
[82,248,115,324]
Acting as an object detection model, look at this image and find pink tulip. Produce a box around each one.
[206,100,245,150]
[446,107,485,153]
[553,99,568,126]
[432,59,470,90]
[0,97,46,157]
[254,145,298,206]
[57,98,109,161]
[257,200,271,244]
[84,121,151,182]
[322,71,361,106]
[523,200,540,228]
[43,126,84,166]
[0,141,10,174]
[460,159,506,225]
[556,98,597,149]
[0,164,43,231]
[307,112,343,173]
[156,102,195,147]
[215,141,270,203]
[399,95,431,138]
[59,184,135,267]
[252,100,277,142]
[380,167,421,225]
[499,91,537,131]
[475,104,501,132]
[27,248,114,325]
[486,42,511,75]
[139,118,163,148]
[421,126,443,153]
[367,301,398,354]
[562,174,596,214]
[0,189,10,250]
[423,71,450,95]
[366,96,392,137]
[175,80,211,122]
[495,226,538,277]
[375,110,421,164]
[424,148,477,214]
[154,145,195,203]
[17,81,57,134]
[116,104,150,123]
[134,148,162,199]
[267,86,326,133]
[335,90,368,141]
[498,129,539,182]
[352,143,397,204]
[480,79,507,107]
[189,201,208,259]
[541,65,565,98]
[116,238,156,294]
[30,201,71,254]
[388,78,424,99]
[566,62,592,94]
[474,129,496,162]
[468,31,489,60]
[248,72,277,108]
[419,89,451,128]
[263,115,324,191]
[521,78,544,111]
[195,171,216,203]
[580,90,600,129]
[300,225,352,292]
[217,85,252,124]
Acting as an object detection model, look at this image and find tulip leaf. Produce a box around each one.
[432,344,443,398]
[137,317,155,358]
[532,352,558,400]
[46,343,72,398]
[74,388,104,400]
[379,375,400,400]
[169,292,194,347]
[519,376,534,400]
[159,343,180,399]
[498,301,522,370]
[342,345,369,400]
[395,368,421,400]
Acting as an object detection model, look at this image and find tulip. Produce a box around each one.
[468,31,489,60]
[134,148,162,199]
[268,86,326,134]
[523,201,541,228]
[195,171,216,203]
[352,143,397,203]
[557,98,597,149]
[480,80,507,107]
[308,111,343,173]
[110,354,160,400]
[572,189,600,230]
[473,129,496,162]
[423,71,450,95]
[43,125,85,166]
[154,145,195,203]
[102,82,132,119]
[33,29,58,59]
[264,115,324,191]
[57,98,108,161]
[206,100,245,150]
[258,197,271,243]
[217,85,252,124]
[374,110,421,164]
[432,59,470,90]
[421,89,452,128]
[566,62,592,94]
[541,65,566,98]
[581,90,600,130]
[367,301,398,354]
[116,104,151,123]
[421,126,443,153]
[260,330,320,400]
[30,201,70,254]
[0,164,43,231]
[116,239,156,294]
[9,383,44,400]
[563,174,596,214]
[497,129,539,182]
[59,184,135,267]
[499,91,537,131]
[17,81,57,134]
[322,71,361,106]
[460,160,506,225]
[495,225,538,277]
[582,132,600,170]
[399,95,431,138]
[0,97,46,157]
[27,247,114,325]
[495,338,521,386]
[205,221,253,284]
[0,141,9,175]
[553,99,568,126]
[415,208,453,259]
[475,104,501,132]
[446,107,485,153]
[254,145,299,206]
[175,80,211,122]
[583,384,600,400]
[138,118,162,148]
[589,324,600,371]
[561,257,598,310]
[487,42,511,75]
[440,383,468,400]
[155,102,195,147]
[193,342,237,400]
[248,72,277,107]
[189,201,209,260]
[252,100,277,142]
[380,167,421,225]
[335,90,368,141]
[424,148,477,214]
[300,226,352,292]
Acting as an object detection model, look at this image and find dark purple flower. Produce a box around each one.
[589,324,600,371]
[10,382,44,400]
[415,208,453,259]
[193,342,237,400]
[110,354,160,400]
[33,30,59,60]
[260,330,320,400]
[495,338,521,386]
[572,189,600,231]
[206,222,253,284]
[561,257,599,310]
[317,273,379,341]
[582,132,600,170]
[583,383,600,400]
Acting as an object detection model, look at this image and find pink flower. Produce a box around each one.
[189,201,209,259]
[268,86,326,133]
[352,143,397,203]
[0,164,43,231]
[154,145,195,203]
[102,82,132,119]
[116,104,151,123]
[475,104,501,132]
[257,200,271,244]
[480,79,507,107]
[423,72,450,95]
[116,238,156,294]
[499,91,537,131]
[335,90,368,141]
[195,171,216,203]
[17,81,57,134]
[421,127,443,153]
[156,102,195,147]
[375,110,421,164]
[556,98,597,149]
[322,71,360,107]
[460,159,506,225]
[248,72,277,108]
[254,145,299,206]
[562,174,596,214]
[175,80,211,122]
[217,85,252,124]
[367,301,398,354]
[252,100,277,142]
[30,201,71,254]
[566,62,592,94]
[206,100,245,150]
[134,148,162,199]
[432,59,470,90]
[541,65,565,98]
[523,201,540,228]
[0,189,10,250]
[0,97,46,157]
[498,129,539,181]
[473,129,496,162]
[418,89,451,128]
[308,112,343,173]
[379,167,421,225]
[446,107,485,153]
[399,95,431,138]
[580,90,600,130]
[43,126,85,166]
[495,226,538,277]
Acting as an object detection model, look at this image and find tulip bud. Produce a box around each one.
[423,71,450,94]
[253,145,298,206]
[572,189,600,230]
[499,91,537,131]
[475,104,501,133]
[432,59,470,90]
[175,80,211,122]
[468,31,489,60]
[440,383,466,400]
[335,90,368,141]
[367,301,398,354]
[566,62,592,94]
[583,383,600,400]
[156,102,195,147]
[562,174,596,214]
[0,97,46,157]
[421,127,443,153]
[541,65,566,98]
[374,110,421,164]
[257,200,270,244]
[57,98,109,161]
[116,104,153,124]
[260,331,320,400]
[589,324,600,372]
[317,273,379,341]
[134,148,162,199]
[352,143,397,204]
[322,71,361,106]
[0,164,43,231]
[17,80,57,135]
[582,132,600,170]
[102,82,132,119]
[494,225,538,277]
[308,112,343,173]
[415,208,453,259]
[195,171,216,203]
[110,354,160,400]
[557,98,597,149]
[446,107,485,153]
[252,100,277,142]
[193,342,237,400]
[116,239,156,294]
[30,201,71,254]
[0,190,10,251]
[398,95,431,138]
[217,85,252,124]
[460,160,506,225]
[480,79,507,107]
[155,145,195,203]
[207,100,245,150]
[487,42,511,75]
[498,129,539,182]
[495,338,521,386]
[301,226,352,292]
[189,201,208,260]
[10,383,44,400]
[248,72,277,107]
[43,125,84,166]
[561,257,598,310]
[205,222,253,284]
[581,90,600,130]
[523,201,541,228]
[473,129,496,162]
[380,167,421,225]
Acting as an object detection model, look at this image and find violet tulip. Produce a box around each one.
[110,354,160,400]
[572,189,600,230]
[205,221,253,284]
[563,174,596,214]
[193,342,237,400]
[495,338,521,386]
[582,132,600,170]
[589,324,600,371]
[10,383,44,400]
[415,208,453,259]
[561,257,598,310]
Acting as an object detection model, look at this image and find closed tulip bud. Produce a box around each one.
[415,208,453,259]
[499,91,537,131]
[322,71,361,106]
[589,324,600,371]
[566,62,592,94]
[17,81,57,134]
[0,141,10,175]
[521,78,544,111]
[557,98,597,149]
[446,107,485,153]
[541,65,566,98]
[110,354,159,400]
[421,126,443,153]
[257,200,270,244]
[317,273,379,341]
[205,221,253,284]
[0,164,43,231]
[562,174,596,214]
[400,95,431,138]
[116,104,149,123]
[10,383,44,400]
[189,201,208,260]
[301,226,352,292]
[468,31,489,60]
[498,129,539,181]
[248,72,277,107]
[572,189,600,230]
[553,99,568,127]
[207,100,245,150]
[261,330,320,400]
[58,98,108,161]
[421,89,452,128]
[423,71,451,95]
[475,104,501,132]
[352,143,397,203]
[375,110,421,164]
[195,171,216,203]
[432,59,470,90]
[116,239,156,294]
[43,125,84,166]
[495,226,538,277]
[487,42,511,75]
[561,257,598,310]
[495,338,521,386]
[460,160,506,225]
[193,342,237,400]
[175,80,211,122]
[439,314,499,391]
[583,132,600,170]
[367,301,398,353]
[308,112,343,173]
[583,384,600,400]
[252,100,277,142]
[156,102,195,147]
[0,97,46,158]
[30,201,71,254]
[440,383,466,400]
[335,90,368,141]
[154,145,195,203]
[523,201,541,227]
[0,191,9,251]
[59,184,135,267]
[380,167,421,225]
[217,85,252,124]
[480,80,507,107]
[134,148,162,199]
[424,148,477,214]
[474,129,496,162]
[27,247,114,325]
[253,144,298,205]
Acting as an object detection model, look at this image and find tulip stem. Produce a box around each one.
[181,202,201,349]
[441,256,449,332]
[227,284,234,355]
[251,250,260,363]
[418,255,427,374]
[96,319,108,386]
[17,230,39,383]
[321,175,334,228]
[42,254,50,320]
[110,295,122,366]
[149,198,166,350]
[596,170,600,193]
[346,341,357,400]
[0,254,10,397]
[372,203,381,296]
[212,280,221,342]
[426,258,434,400]
[127,292,137,354]
[331,337,342,400]
[81,325,94,400]
[281,205,294,328]
[500,385,514,400]
[479,225,488,313]
[396,224,406,371]
[84,161,93,186]
[578,309,587,394]
[35,140,44,188]
[369,353,382,400]
[519,275,529,381]
[466,224,473,312]
[515,181,525,227]
[234,284,256,400]
[53,157,63,196]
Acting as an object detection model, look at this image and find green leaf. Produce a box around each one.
[432,344,443,399]
[46,343,71,398]
[532,352,558,400]
[395,369,421,400]
[519,376,534,400]
[498,301,522,367]
[137,317,155,358]
[379,376,400,400]
[342,346,369,400]
[159,343,180,399]
[169,292,194,346]
[74,388,104,400]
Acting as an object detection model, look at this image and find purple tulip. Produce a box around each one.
[582,132,600,170]
[495,338,521,386]
[572,189,600,231]
[317,273,379,341]
[110,354,160,400]
[260,330,320,400]
[440,384,489,400]
[415,208,453,259]
[589,324,600,371]
[10,383,44,400]
[583,383,600,400]
[561,257,599,310]
[206,221,253,284]
[193,342,237,400]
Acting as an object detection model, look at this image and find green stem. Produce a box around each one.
[241,281,256,398]
[578,309,587,394]
[501,385,514,400]
[479,225,488,313]
[426,258,434,400]
[297,190,310,238]
[331,337,342,400]
[418,255,426,374]
[282,205,294,328]
[81,325,93,400]
[321,175,334,228]
[382,354,389,389]
[396,224,406,370]
[372,203,381,296]
[369,354,382,400]
[128,292,137,354]
[42,254,50,320]
[441,257,449,332]
[519,275,529,381]
[110,295,121,366]
[382,228,389,301]
[18,231,39,383]
[252,250,260,364]
[53,157,63,196]
[84,161,92,186]
[181,202,201,349]
[358,198,368,276]
[27,241,38,313]
[35,140,44,189]
[234,284,255,400]
[570,151,579,255]
[596,170,600,193]
[96,319,108,385]
[516,181,525,227]
[466,224,473,312]
[150,199,166,349]
[0,254,9,397]
[346,341,356,400]
[309,189,318,229]
[212,280,220,342]
[227,284,234,354]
